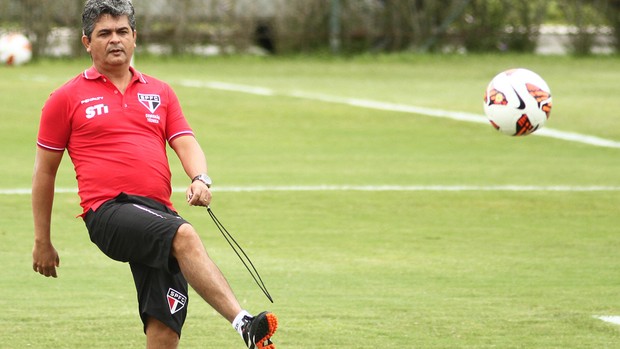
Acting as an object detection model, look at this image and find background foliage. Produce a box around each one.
[0,0,618,57]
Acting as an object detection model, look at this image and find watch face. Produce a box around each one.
[199,174,212,186]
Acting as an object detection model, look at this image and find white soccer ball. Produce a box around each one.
[483,68,552,136]
[0,33,33,66]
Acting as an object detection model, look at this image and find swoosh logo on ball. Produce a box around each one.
[513,87,526,110]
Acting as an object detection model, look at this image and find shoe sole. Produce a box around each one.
[255,312,278,349]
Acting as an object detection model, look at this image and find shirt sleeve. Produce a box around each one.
[165,84,194,143]
[37,89,72,152]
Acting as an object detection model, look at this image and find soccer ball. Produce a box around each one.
[0,33,33,66]
[483,68,552,136]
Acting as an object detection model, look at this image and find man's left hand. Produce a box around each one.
[187,181,212,207]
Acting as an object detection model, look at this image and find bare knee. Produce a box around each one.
[145,317,179,349]
[172,223,204,258]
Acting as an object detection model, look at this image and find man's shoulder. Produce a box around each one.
[131,71,178,104]
[45,71,101,106]
[132,68,169,87]
[54,70,93,93]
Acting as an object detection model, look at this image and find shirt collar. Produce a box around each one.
[83,65,148,84]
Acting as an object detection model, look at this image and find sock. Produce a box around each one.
[232,310,252,335]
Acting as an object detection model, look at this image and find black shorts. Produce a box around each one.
[84,192,190,336]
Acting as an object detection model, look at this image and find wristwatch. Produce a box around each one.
[192,174,212,188]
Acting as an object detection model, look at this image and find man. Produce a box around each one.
[31,1,277,348]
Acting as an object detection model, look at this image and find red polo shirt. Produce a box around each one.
[37,66,194,214]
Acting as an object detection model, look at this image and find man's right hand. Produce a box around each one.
[32,241,60,278]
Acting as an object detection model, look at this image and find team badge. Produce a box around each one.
[167,288,187,315]
[138,93,161,113]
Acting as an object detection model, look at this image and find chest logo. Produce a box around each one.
[85,103,109,119]
[138,93,161,113]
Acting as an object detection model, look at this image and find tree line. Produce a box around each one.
[1,0,618,58]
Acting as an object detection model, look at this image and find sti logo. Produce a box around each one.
[85,103,109,119]
[167,288,187,315]
[138,93,161,113]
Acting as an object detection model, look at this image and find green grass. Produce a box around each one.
[1,54,619,348]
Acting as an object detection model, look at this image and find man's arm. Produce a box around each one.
[169,135,211,207]
[32,147,63,278]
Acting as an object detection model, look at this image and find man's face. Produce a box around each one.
[83,14,135,69]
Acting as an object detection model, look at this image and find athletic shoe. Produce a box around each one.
[240,311,278,349]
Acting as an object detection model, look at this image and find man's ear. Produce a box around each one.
[81,35,91,52]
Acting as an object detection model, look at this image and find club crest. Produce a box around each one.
[138,93,161,113]
[167,288,187,314]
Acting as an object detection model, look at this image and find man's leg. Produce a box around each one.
[172,223,278,349]
[146,317,179,349]
[172,223,242,322]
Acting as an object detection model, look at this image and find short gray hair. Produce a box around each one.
[82,0,136,40]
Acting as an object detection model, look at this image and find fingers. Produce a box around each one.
[33,262,58,278]
[188,192,211,206]
[32,243,60,278]
[187,183,212,207]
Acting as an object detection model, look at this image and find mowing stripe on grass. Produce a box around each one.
[3,185,620,195]
[178,80,620,149]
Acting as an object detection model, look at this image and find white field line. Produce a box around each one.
[595,316,620,326]
[3,185,620,195]
[178,80,620,149]
[178,185,620,192]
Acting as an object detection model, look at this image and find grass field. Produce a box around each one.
[1,53,619,348]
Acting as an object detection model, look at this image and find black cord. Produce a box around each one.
[207,206,274,303]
